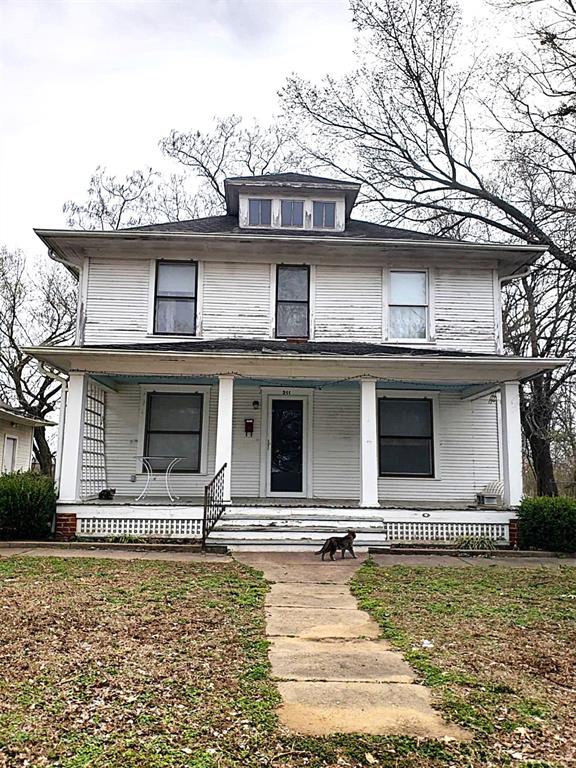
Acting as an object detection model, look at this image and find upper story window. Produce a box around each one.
[389,271,428,339]
[248,199,272,227]
[276,265,309,338]
[379,397,434,477]
[154,261,197,335]
[281,200,304,228]
[313,201,336,229]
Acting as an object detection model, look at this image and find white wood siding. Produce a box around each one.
[100,384,500,503]
[85,258,150,344]
[103,384,218,497]
[82,256,498,352]
[313,266,382,342]
[378,392,500,502]
[202,262,271,339]
[313,388,361,497]
[231,385,262,496]
[434,268,496,351]
[0,419,34,472]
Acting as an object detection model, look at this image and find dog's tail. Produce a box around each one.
[314,546,325,555]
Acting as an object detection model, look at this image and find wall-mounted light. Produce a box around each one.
[252,400,260,410]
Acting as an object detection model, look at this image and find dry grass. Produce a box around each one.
[352,561,576,767]
[1,555,574,768]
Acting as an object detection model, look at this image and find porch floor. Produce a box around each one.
[75,495,496,511]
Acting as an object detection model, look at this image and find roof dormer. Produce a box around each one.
[224,172,360,233]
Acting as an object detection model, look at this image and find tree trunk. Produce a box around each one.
[525,426,558,496]
[33,426,54,477]
[520,378,558,497]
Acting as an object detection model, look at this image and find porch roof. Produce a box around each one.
[26,339,567,392]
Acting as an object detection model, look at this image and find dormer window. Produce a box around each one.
[313,201,336,229]
[248,199,272,227]
[281,200,304,228]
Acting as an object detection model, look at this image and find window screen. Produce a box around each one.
[276,265,309,338]
[248,199,272,226]
[389,271,427,339]
[144,393,203,472]
[312,201,336,228]
[379,398,434,476]
[281,200,304,228]
[154,261,197,335]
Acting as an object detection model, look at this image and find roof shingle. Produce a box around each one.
[126,215,452,241]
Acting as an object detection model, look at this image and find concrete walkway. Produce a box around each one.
[235,552,469,739]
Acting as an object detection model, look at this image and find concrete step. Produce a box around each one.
[214,522,384,533]
[209,528,385,542]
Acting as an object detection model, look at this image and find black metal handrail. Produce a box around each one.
[202,463,227,549]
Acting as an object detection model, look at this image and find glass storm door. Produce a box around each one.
[269,399,304,494]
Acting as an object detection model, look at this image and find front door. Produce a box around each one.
[269,398,304,495]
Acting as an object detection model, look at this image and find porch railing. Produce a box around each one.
[202,463,227,549]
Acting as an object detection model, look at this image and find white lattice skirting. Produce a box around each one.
[384,521,509,543]
[77,516,203,538]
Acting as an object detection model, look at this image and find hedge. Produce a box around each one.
[517,496,576,553]
[0,472,55,539]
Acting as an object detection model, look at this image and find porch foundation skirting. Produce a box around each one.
[55,511,78,541]
[61,504,514,546]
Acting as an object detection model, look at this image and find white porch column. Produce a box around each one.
[58,373,87,502]
[501,381,523,506]
[215,375,234,503]
[360,379,379,507]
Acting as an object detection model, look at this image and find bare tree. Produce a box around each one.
[66,115,309,231]
[282,0,576,494]
[0,247,76,474]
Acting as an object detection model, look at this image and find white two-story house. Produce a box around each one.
[28,173,564,548]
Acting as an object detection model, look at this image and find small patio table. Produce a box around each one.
[133,456,185,503]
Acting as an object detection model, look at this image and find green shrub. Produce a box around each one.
[517,496,576,553]
[0,472,55,539]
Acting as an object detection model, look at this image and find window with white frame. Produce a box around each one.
[389,271,428,339]
[248,199,272,226]
[154,261,197,335]
[144,393,203,472]
[378,397,434,476]
[312,201,336,229]
[276,265,309,338]
[281,200,304,228]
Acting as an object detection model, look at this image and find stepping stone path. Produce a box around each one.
[235,552,469,739]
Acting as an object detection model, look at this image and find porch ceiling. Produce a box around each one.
[26,344,567,389]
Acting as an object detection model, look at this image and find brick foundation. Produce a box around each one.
[55,512,77,541]
[509,519,519,549]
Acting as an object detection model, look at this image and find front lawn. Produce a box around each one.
[352,561,576,767]
[0,556,574,768]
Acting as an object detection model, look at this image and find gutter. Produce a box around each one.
[23,345,570,367]
[33,227,548,255]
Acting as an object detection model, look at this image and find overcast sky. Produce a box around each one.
[1,0,498,258]
[0,0,358,256]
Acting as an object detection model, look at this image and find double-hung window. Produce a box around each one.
[281,200,304,228]
[248,199,272,226]
[144,393,203,472]
[379,397,434,477]
[389,271,428,340]
[276,265,309,338]
[312,201,336,229]
[154,261,197,335]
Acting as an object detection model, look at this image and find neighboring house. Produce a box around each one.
[27,173,566,548]
[0,402,52,474]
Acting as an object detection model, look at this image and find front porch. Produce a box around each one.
[41,342,557,548]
